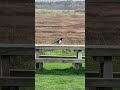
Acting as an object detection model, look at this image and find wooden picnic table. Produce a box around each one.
[35,44,85,70]
[86,45,120,90]
[0,44,34,90]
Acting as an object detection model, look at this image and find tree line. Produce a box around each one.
[35,1,85,11]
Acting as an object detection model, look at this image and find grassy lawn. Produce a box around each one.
[35,50,85,90]
[35,63,85,90]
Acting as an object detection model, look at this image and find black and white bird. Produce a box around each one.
[57,38,63,44]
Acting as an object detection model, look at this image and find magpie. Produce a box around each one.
[57,38,63,44]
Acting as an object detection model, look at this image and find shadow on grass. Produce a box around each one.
[35,67,85,76]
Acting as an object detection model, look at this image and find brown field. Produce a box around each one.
[35,10,85,45]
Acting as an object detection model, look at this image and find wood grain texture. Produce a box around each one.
[86,1,120,45]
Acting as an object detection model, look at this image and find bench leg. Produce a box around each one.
[72,63,81,70]
[36,63,43,70]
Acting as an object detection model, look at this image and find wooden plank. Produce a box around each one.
[99,56,112,90]
[86,45,120,49]
[0,56,2,77]
[0,44,34,55]
[0,48,34,55]
[103,56,113,78]
[86,78,120,87]
[35,44,85,50]
[86,71,120,78]
[77,50,82,60]
[86,16,120,22]
[86,22,120,29]
[1,56,10,76]
[36,49,43,70]
[0,77,34,86]
[39,55,77,58]
[35,49,39,59]
[86,48,120,56]
[73,50,82,70]
[37,58,80,60]
[0,44,34,48]
[39,55,85,59]
[36,58,85,63]
[10,69,34,77]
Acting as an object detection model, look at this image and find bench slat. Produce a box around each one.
[86,78,120,87]
[0,77,34,86]
[39,55,85,59]
[36,58,85,63]
[86,71,120,78]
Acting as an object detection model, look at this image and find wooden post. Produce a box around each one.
[72,50,82,70]
[77,50,82,67]
[72,63,80,70]
[103,56,113,78]
[1,55,10,76]
[36,49,43,70]
[0,56,2,77]
[96,56,113,90]
[10,56,16,66]
[98,57,104,77]
[103,56,113,90]
[1,56,10,90]
[10,56,19,90]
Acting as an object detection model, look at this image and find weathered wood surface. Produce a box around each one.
[39,55,85,59]
[10,69,34,77]
[0,56,2,77]
[35,44,85,50]
[0,77,34,86]
[86,78,120,87]
[0,44,34,55]
[36,58,85,63]
[35,49,43,70]
[86,1,120,45]
[1,56,10,77]
[86,45,120,56]
[0,44,34,48]
[86,71,120,78]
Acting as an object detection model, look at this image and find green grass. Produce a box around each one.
[36,50,85,90]
[35,63,85,90]
[40,50,85,56]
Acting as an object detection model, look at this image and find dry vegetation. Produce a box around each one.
[35,9,85,45]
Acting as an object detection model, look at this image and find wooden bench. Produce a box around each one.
[0,77,34,86]
[0,44,34,90]
[86,45,120,90]
[86,71,120,78]
[35,44,85,70]
[86,78,120,87]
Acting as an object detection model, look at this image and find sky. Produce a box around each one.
[35,0,84,2]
